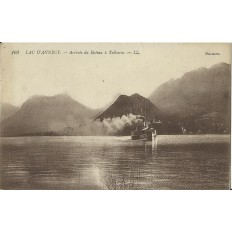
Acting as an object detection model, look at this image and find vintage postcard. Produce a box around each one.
[0,43,231,190]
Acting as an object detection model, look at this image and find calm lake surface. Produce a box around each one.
[0,135,230,190]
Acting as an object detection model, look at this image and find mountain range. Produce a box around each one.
[1,62,230,136]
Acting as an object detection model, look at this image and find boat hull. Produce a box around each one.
[131,132,152,141]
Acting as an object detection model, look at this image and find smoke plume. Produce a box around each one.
[59,114,143,136]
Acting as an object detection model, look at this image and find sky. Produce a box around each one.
[1,43,231,109]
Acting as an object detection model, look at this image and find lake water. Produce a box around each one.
[0,135,230,190]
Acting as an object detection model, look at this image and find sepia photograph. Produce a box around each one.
[0,43,231,190]
[1,1,232,232]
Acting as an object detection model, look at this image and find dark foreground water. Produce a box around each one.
[0,135,230,190]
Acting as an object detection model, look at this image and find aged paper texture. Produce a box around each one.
[0,43,231,189]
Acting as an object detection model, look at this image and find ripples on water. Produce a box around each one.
[0,135,230,190]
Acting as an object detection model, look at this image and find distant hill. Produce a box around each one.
[0,103,20,122]
[96,93,161,121]
[1,94,95,136]
[149,62,231,133]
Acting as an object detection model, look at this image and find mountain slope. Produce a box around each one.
[149,62,231,133]
[149,62,230,117]
[91,93,122,119]
[96,93,161,121]
[0,103,20,122]
[1,94,95,136]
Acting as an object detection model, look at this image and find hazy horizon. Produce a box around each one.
[1,43,230,109]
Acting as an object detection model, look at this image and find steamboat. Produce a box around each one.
[131,116,162,140]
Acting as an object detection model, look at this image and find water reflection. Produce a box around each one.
[1,135,230,190]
